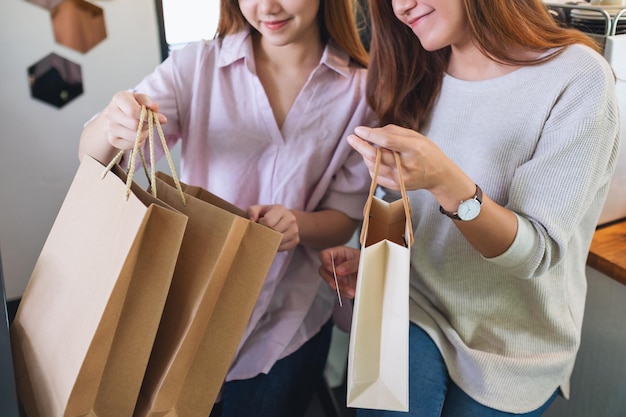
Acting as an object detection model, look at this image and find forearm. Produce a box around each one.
[454,195,518,258]
[431,171,517,258]
[78,114,118,164]
[292,209,359,249]
[431,172,518,258]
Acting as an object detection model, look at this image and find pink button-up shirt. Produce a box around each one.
[133,29,376,380]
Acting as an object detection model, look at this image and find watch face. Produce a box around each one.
[457,199,481,221]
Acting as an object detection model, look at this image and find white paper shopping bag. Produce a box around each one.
[347,149,413,412]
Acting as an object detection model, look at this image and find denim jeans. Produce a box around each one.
[209,319,333,417]
[358,323,558,417]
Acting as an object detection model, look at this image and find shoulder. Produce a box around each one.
[518,44,616,108]
[167,30,251,67]
[539,44,618,137]
[547,44,613,83]
[323,40,368,80]
[166,39,219,67]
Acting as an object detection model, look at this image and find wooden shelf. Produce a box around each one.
[587,220,626,286]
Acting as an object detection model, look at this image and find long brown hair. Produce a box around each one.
[216,0,369,67]
[367,0,601,130]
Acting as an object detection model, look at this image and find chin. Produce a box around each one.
[414,31,448,52]
[418,43,440,52]
[417,38,446,52]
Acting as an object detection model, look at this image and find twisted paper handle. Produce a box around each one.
[101,105,186,205]
[360,148,414,247]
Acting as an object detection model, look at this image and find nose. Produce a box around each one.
[392,0,417,16]
[257,0,281,15]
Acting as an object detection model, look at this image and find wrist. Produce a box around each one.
[439,184,483,221]
[431,176,477,212]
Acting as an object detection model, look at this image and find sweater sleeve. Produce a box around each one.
[485,47,620,278]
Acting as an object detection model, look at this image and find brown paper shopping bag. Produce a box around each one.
[132,174,281,415]
[347,149,413,412]
[10,108,188,417]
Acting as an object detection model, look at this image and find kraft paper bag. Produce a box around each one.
[133,171,282,417]
[347,149,413,412]
[10,154,188,417]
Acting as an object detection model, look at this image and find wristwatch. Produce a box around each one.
[439,184,483,221]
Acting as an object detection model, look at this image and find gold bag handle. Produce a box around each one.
[101,105,186,206]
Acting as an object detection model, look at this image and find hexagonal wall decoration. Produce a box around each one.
[25,0,64,10]
[28,53,83,108]
[51,0,107,53]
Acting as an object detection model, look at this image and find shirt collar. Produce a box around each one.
[217,27,354,78]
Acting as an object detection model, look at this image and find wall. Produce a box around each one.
[0,0,164,300]
[1,3,625,415]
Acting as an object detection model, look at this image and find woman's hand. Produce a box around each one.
[248,204,299,251]
[78,91,168,163]
[347,124,457,192]
[318,246,361,299]
[347,124,476,211]
[99,91,167,151]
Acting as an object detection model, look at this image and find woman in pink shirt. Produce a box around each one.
[78,0,376,416]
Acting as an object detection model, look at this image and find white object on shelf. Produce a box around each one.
[599,34,626,225]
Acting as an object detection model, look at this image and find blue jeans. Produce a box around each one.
[209,319,333,417]
[358,323,558,417]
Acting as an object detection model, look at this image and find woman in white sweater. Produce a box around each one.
[319,0,621,416]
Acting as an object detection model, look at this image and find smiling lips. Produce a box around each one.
[408,11,432,28]
[263,19,290,31]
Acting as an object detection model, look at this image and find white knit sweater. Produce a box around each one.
[402,44,620,413]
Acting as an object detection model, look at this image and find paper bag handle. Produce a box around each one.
[102,105,187,206]
[359,148,414,247]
